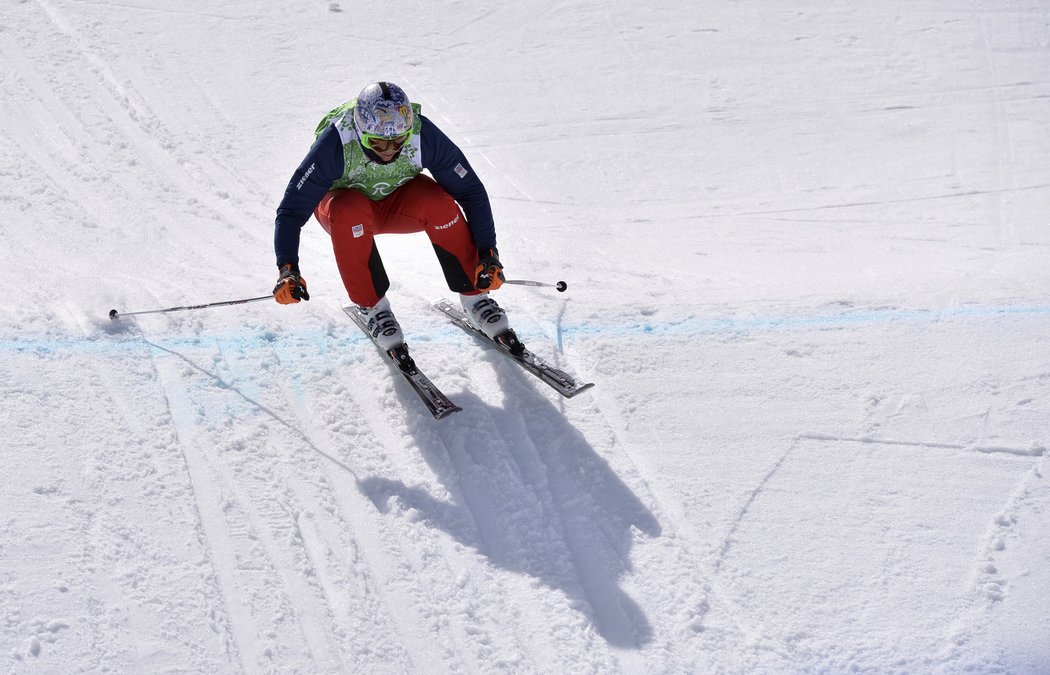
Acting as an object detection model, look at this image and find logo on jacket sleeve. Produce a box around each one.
[296,163,316,190]
[352,224,364,238]
[454,163,468,178]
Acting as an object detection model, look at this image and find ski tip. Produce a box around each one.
[433,405,464,420]
[562,382,596,398]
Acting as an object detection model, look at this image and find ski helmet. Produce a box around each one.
[353,82,414,140]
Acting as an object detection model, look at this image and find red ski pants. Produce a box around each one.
[314,175,481,308]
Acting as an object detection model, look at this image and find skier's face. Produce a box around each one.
[363,132,410,163]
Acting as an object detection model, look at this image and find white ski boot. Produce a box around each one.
[358,296,404,351]
[460,293,525,356]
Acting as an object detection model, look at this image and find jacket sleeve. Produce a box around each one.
[419,116,497,252]
[274,126,345,267]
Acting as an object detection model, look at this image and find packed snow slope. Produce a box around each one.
[3,0,1049,672]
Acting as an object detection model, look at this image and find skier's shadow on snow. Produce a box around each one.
[359,363,661,649]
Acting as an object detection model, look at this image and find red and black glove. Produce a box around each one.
[474,248,505,291]
[273,263,310,304]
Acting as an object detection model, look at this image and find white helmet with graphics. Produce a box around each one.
[353,82,414,148]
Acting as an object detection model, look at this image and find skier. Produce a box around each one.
[271,81,521,358]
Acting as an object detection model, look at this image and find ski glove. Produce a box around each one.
[475,248,505,291]
[273,263,310,304]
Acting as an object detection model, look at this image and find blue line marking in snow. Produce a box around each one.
[0,331,363,358]
[1,303,1049,356]
[563,304,1050,338]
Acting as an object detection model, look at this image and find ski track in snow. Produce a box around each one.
[701,432,1046,672]
[146,334,441,672]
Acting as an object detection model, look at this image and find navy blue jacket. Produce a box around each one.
[274,115,495,267]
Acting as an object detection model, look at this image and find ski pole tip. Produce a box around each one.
[109,309,119,320]
[556,281,567,292]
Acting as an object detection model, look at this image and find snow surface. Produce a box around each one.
[2,0,1050,672]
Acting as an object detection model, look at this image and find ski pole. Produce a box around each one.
[503,279,568,292]
[109,295,273,320]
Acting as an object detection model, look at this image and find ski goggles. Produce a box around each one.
[361,131,412,154]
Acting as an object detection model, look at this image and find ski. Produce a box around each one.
[432,298,595,398]
[343,305,462,420]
